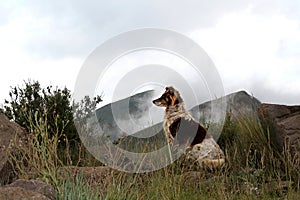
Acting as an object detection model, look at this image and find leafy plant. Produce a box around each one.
[3,80,102,148]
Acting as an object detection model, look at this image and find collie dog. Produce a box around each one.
[153,86,225,168]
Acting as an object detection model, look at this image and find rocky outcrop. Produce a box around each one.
[0,179,56,200]
[0,186,50,200]
[258,104,300,160]
[0,114,27,184]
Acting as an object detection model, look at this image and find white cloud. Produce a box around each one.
[0,4,83,101]
[96,50,209,107]
[190,8,300,104]
[0,0,299,105]
[0,15,82,100]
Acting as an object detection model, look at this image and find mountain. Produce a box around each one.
[131,90,261,139]
[190,90,261,123]
[96,90,158,140]
[95,90,261,140]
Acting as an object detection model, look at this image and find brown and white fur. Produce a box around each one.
[153,86,225,168]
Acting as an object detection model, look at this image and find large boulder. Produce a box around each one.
[0,114,27,184]
[258,104,300,160]
[0,186,50,200]
[0,179,56,200]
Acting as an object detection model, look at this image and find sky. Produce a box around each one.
[0,0,299,107]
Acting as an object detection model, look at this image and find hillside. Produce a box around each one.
[96,90,261,140]
[96,90,156,140]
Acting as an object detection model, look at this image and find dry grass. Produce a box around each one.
[7,110,300,199]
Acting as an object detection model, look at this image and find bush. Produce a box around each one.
[2,80,102,148]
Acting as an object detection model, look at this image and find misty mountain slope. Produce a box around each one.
[95,90,261,141]
[96,90,156,140]
[190,90,261,123]
[131,90,261,139]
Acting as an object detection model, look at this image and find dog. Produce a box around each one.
[153,86,225,168]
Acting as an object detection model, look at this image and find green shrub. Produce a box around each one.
[3,80,101,148]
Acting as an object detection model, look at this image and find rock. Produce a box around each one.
[0,186,50,200]
[5,179,56,200]
[258,104,300,160]
[0,179,56,200]
[0,114,27,184]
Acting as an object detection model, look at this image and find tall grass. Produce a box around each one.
[58,173,99,200]
[7,110,300,199]
[224,113,299,189]
[8,111,63,189]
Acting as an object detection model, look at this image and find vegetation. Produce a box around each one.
[2,80,101,163]
[2,81,299,199]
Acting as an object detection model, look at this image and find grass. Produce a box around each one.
[7,110,300,199]
[58,173,99,200]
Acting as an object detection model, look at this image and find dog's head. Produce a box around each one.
[152,86,183,107]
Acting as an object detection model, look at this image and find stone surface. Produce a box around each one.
[258,104,300,160]
[0,114,27,184]
[0,186,50,200]
[7,179,56,200]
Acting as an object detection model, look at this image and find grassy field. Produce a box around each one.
[8,112,300,199]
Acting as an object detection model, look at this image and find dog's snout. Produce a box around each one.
[153,99,161,106]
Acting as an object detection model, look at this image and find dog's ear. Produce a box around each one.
[166,87,174,95]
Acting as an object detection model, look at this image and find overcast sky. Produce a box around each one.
[0,0,299,107]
